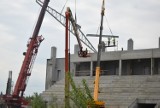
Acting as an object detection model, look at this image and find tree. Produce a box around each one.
[68,73,95,108]
[48,95,59,108]
[31,93,46,108]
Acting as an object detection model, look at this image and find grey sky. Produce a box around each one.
[0,0,160,96]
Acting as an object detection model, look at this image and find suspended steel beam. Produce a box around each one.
[87,34,119,38]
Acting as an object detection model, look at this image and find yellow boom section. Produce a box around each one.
[94,67,101,101]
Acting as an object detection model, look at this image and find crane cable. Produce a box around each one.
[96,2,114,36]
[75,0,77,23]
[105,15,114,36]
[105,14,118,51]
[60,0,69,15]
[96,24,100,35]
[60,0,77,19]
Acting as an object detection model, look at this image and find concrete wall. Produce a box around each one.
[42,75,160,108]
[71,48,160,62]
[45,47,57,90]
[45,46,160,90]
[55,58,65,81]
[45,59,53,90]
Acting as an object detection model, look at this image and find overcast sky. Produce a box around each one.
[0,0,160,96]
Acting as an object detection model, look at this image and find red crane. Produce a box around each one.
[3,0,49,107]
[64,7,90,107]
[66,7,89,57]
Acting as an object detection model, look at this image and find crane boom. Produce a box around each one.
[13,0,49,98]
[66,7,89,57]
[93,0,105,107]
[36,0,97,53]
[64,7,90,107]
[3,0,49,107]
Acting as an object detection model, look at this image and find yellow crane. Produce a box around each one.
[92,0,105,107]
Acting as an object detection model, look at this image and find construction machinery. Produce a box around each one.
[37,0,105,107]
[36,0,97,53]
[87,0,106,107]
[66,7,89,57]
[3,0,49,107]
[64,8,70,108]
[92,0,105,107]
[64,4,106,107]
[64,7,91,108]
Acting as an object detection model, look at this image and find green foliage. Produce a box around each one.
[25,95,33,104]
[48,95,59,108]
[67,72,95,108]
[31,93,46,108]
[35,73,95,108]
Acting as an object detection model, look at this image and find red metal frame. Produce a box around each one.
[13,36,44,97]
[64,8,70,108]
[3,36,44,107]
[3,0,49,107]
[65,8,69,73]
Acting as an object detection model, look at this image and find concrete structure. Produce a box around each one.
[128,38,134,51]
[42,38,160,108]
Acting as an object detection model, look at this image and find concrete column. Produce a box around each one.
[119,60,122,76]
[74,44,79,54]
[158,61,160,74]
[51,47,57,82]
[127,38,134,51]
[90,61,93,76]
[73,63,76,76]
[51,46,57,59]
[74,63,77,76]
[159,37,160,48]
[45,46,57,90]
[151,58,154,75]
[45,60,53,90]
[126,60,131,75]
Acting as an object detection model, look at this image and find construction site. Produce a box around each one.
[0,0,160,108]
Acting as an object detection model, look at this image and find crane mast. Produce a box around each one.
[65,8,70,108]
[87,0,106,107]
[93,0,105,107]
[64,7,91,107]
[3,0,49,107]
[13,0,49,97]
